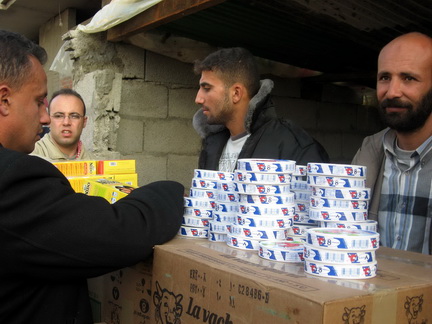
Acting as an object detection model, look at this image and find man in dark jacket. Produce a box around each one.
[193,47,329,171]
[0,30,184,323]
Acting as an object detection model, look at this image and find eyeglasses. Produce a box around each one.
[51,113,84,121]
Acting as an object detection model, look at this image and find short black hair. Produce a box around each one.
[194,47,260,97]
[49,88,87,116]
[0,29,47,90]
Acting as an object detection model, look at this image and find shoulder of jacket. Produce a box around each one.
[361,128,389,151]
[0,149,39,175]
[274,119,315,146]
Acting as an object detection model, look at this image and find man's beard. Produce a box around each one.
[206,93,232,125]
[379,89,432,133]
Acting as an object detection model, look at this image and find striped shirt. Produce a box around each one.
[379,130,432,254]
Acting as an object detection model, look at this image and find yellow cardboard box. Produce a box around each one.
[53,160,97,177]
[67,175,114,193]
[84,179,136,203]
[98,160,136,175]
[110,173,139,187]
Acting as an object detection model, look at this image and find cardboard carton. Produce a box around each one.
[150,238,432,324]
[67,175,114,193]
[111,173,139,187]
[84,179,136,203]
[53,160,97,177]
[98,160,136,175]
[88,260,154,324]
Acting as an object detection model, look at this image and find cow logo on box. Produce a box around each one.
[347,253,359,263]
[362,266,371,277]
[345,167,354,175]
[404,294,424,324]
[342,306,366,324]
[257,163,266,171]
[154,281,183,324]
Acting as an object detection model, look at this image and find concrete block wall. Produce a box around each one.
[66,31,384,189]
[114,48,384,187]
[114,51,201,188]
[271,80,384,164]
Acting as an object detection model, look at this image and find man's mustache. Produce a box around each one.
[380,98,412,110]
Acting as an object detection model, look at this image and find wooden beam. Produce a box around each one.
[107,0,227,42]
[125,29,322,79]
[126,30,217,63]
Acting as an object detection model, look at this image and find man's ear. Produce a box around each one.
[231,83,246,104]
[0,85,11,116]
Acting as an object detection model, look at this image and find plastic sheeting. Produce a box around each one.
[77,0,162,33]
[49,42,73,84]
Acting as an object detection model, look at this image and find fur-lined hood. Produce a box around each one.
[193,79,274,138]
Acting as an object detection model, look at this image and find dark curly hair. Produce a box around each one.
[194,47,260,98]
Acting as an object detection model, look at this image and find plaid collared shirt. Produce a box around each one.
[379,130,432,254]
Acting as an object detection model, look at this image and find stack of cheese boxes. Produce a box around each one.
[290,165,318,238]
[180,159,313,263]
[231,159,305,263]
[180,170,238,240]
[304,162,380,279]
[52,160,138,203]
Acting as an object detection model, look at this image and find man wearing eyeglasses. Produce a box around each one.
[32,88,94,160]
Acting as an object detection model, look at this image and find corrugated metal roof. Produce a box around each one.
[157,0,432,88]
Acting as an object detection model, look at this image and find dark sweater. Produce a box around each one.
[0,147,184,323]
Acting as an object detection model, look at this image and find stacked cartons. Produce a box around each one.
[151,238,432,324]
[52,160,138,193]
[97,160,138,188]
[83,179,135,203]
[89,238,432,324]
[88,260,153,324]
[90,236,432,323]
[53,160,97,177]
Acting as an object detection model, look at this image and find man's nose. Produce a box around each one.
[62,115,72,124]
[195,91,204,104]
[40,106,50,125]
[386,79,403,99]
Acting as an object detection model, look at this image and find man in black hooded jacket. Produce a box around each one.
[193,47,329,171]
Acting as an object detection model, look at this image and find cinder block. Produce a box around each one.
[144,119,201,155]
[119,153,167,186]
[268,76,302,98]
[145,51,198,85]
[121,80,168,118]
[116,44,145,79]
[75,72,97,110]
[117,119,144,154]
[167,154,199,190]
[273,97,318,129]
[321,84,363,105]
[94,69,116,96]
[318,131,343,162]
[306,130,329,161]
[342,133,367,162]
[75,72,98,152]
[317,103,357,131]
[169,88,199,119]
[356,105,385,134]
